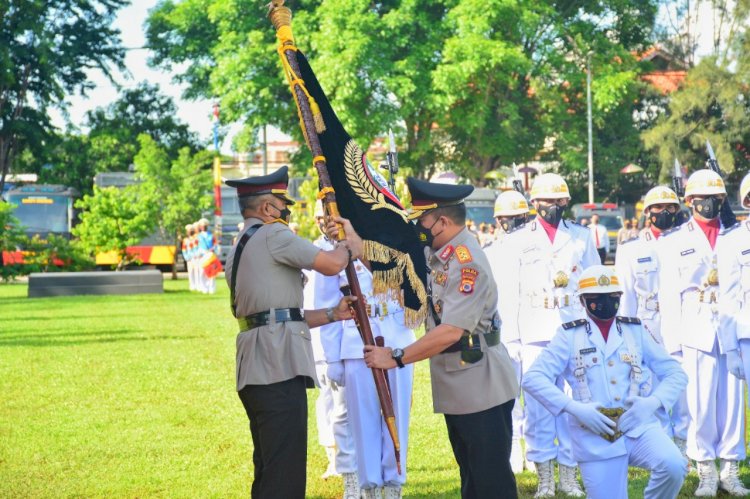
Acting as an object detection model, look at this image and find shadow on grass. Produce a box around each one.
[4,312,135,322]
[0,333,202,347]
[0,329,139,340]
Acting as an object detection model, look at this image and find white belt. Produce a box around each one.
[365,302,401,319]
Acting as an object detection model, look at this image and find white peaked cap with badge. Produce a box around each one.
[740,171,750,209]
[529,173,570,201]
[684,169,726,198]
[643,186,679,211]
[577,265,622,295]
[494,190,530,217]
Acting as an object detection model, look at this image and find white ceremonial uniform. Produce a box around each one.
[503,219,599,466]
[320,262,415,489]
[658,218,746,462]
[615,229,688,440]
[312,238,357,477]
[484,229,525,469]
[303,237,337,456]
[718,221,750,385]
[523,316,688,499]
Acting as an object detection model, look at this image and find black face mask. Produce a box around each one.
[693,196,723,220]
[270,203,292,223]
[537,204,564,225]
[582,295,620,320]
[416,217,442,248]
[499,215,527,234]
[649,209,676,231]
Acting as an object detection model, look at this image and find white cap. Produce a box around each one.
[740,172,750,209]
[577,265,622,294]
[199,218,210,226]
[494,190,529,217]
[530,173,570,201]
[643,186,679,211]
[685,169,726,198]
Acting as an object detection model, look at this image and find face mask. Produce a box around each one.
[416,217,442,248]
[582,295,620,320]
[692,196,722,220]
[649,209,676,231]
[499,215,527,234]
[537,204,564,225]
[270,203,291,223]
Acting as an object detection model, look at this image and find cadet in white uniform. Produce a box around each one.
[523,265,688,499]
[614,186,689,452]
[320,262,415,499]
[658,169,748,497]
[502,173,599,497]
[303,202,358,486]
[716,172,750,489]
[484,190,531,473]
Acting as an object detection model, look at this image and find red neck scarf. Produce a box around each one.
[592,317,615,342]
[649,226,662,239]
[694,217,720,250]
[537,216,559,243]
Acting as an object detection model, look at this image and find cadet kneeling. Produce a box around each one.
[522,265,688,499]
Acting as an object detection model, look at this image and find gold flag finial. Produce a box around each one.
[268,1,292,31]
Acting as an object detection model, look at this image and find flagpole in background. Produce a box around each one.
[268,0,401,473]
[212,103,223,248]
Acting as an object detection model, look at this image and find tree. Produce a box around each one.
[0,201,28,280]
[0,0,127,194]
[132,134,213,278]
[73,185,158,270]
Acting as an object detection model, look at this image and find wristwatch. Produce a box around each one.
[325,307,335,323]
[391,348,405,368]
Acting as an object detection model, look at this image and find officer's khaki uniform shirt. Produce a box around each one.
[225,217,321,390]
[427,228,518,415]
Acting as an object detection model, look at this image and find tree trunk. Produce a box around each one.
[171,232,179,280]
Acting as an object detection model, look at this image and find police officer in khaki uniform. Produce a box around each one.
[364,177,519,499]
[225,166,364,499]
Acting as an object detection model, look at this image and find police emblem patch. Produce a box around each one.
[456,245,473,264]
[459,267,478,294]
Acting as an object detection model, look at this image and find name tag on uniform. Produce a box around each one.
[637,257,652,263]
[680,249,695,256]
[743,249,750,255]
[620,352,632,363]
[579,347,596,355]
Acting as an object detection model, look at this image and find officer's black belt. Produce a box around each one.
[442,330,500,353]
[238,308,304,331]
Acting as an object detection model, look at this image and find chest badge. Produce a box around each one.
[707,268,719,286]
[434,271,448,286]
[620,352,632,363]
[434,300,443,314]
[553,271,569,288]
[460,267,478,295]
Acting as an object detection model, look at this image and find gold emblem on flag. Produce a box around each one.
[553,271,569,288]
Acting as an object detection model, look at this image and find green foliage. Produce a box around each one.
[133,134,214,247]
[0,202,28,281]
[22,234,93,273]
[642,57,750,185]
[0,0,127,192]
[73,186,158,270]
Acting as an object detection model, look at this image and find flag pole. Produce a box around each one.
[268,0,401,473]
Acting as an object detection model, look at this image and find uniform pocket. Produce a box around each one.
[444,351,485,373]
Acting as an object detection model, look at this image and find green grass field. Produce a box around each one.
[0,278,747,497]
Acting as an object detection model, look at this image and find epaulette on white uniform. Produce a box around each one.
[562,318,588,330]
[659,224,683,237]
[720,223,741,236]
[619,236,638,246]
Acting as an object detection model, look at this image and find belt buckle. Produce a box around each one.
[381,302,388,318]
[366,304,372,317]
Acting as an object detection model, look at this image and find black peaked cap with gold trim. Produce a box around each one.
[406,177,474,220]
[225,165,295,205]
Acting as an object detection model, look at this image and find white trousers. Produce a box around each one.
[579,426,686,499]
[314,362,357,473]
[344,358,413,488]
[190,259,202,291]
[187,260,196,290]
[521,343,575,466]
[683,342,746,461]
[511,356,524,441]
[669,352,689,441]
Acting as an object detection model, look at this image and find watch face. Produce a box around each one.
[392,348,403,358]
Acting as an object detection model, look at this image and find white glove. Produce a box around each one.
[726,350,746,380]
[618,396,661,433]
[504,341,522,363]
[565,400,616,437]
[326,361,345,387]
